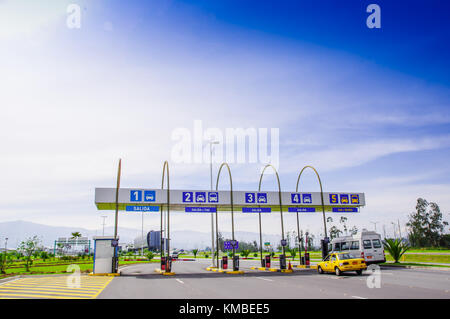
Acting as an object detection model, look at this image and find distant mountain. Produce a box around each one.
[0,220,282,250]
[0,220,138,248]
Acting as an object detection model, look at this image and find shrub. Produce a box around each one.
[383,238,409,263]
[146,252,155,261]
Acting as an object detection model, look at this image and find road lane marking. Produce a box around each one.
[256,277,274,282]
[176,279,184,284]
[352,296,368,299]
[0,276,114,299]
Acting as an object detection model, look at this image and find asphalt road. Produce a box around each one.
[98,259,450,299]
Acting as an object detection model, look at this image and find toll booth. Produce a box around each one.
[279,254,286,270]
[221,256,228,270]
[233,255,239,271]
[321,237,330,260]
[167,256,173,272]
[304,252,310,266]
[93,236,119,274]
[265,255,271,268]
[161,256,166,271]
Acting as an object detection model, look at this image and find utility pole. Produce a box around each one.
[397,219,402,240]
[208,139,219,267]
[370,221,378,232]
[101,216,107,236]
[391,222,397,239]
[383,224,386,239]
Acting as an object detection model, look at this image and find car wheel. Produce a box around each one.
[335,267,342,276]
[318,266,323,274]
[356,270,362,275]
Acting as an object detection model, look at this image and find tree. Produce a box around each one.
[406,198,449,247]
[288,247,297,258]
[71,232,82,239]
[18,236,41,272]
[307,234,315,251]
[192,249,198,258]
[349,226,358,236]
[240,249,251,258]
[329,226,342,240]
[146,251,155,261]
[383,238,409,263]
[40,251,49,262]
[340,217,348,235]
[327,216,358,239]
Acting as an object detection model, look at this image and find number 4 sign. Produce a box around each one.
[291,193,301,204]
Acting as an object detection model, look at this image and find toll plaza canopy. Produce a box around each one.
[95,188,365,213]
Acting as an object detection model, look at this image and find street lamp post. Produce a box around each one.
[391,222,397,239]
[370,221,378,232]
[101,216,107,236]
[208,140,219,267]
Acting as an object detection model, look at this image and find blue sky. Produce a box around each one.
[0,0,449,244]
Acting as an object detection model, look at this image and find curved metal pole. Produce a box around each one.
[215,163,234,269]
[113,159,121,273]
[161,161,170,270]
[258,164,285,262]
[295,165,327,252]
[114,159,122,240]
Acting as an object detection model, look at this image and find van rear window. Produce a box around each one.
[363,240,372,249]
[350,241,359,250]
[372,239,382,248]
[334,243,341,251]
[341,242,349,250]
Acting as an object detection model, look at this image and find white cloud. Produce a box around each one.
[282,136,450,173]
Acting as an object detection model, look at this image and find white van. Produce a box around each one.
[328,229,386,264]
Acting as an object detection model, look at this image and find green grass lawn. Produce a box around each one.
[381,262,450,268]
[385,253,450,264]
[407,248,450,253]
[0,258,160,279]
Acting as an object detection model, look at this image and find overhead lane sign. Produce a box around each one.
[126,205,159,212]
[95,188,365,212]
[185,207,217,213]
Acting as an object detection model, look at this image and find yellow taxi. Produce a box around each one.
[317,252,367,276]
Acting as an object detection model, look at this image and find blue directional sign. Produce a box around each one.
[185,207,216,213]
[302,194,312,204]
[182,192,193,203]
[332,207,357,213]
[208,192,219,203]
[245,192,256,203]
[288,207,316,213]
[144,190,155,202]
[257,193,267,203]
[130,190,142,202]
[195,192,206,203]
[126,205,159,212]
[329,194,338,204]
[242,207,271,213]
[224,241,239,250]
[340,194,349,204]
[291,193,301,204]
[350,194,359,204]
